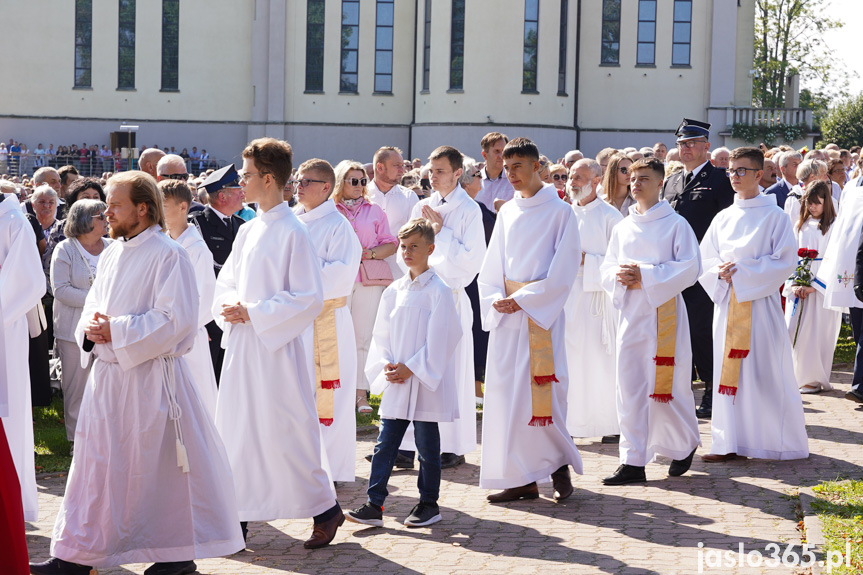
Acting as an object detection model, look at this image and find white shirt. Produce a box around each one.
[366,179,419,279]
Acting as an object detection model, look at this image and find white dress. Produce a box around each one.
[700,193,808,460]
[783,219,841,390]
[296,199,363,482]
[0,196,45,521]
[478,184,583,489]
[213,202,336,521]
[600,200,702,467]
[176,225,218,420]
[51,226,243,567]
[565,196,623,438]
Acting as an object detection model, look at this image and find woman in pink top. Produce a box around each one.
[334,160,398,413]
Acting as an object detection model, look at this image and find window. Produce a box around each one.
[600,0,620,65]
[422,0,432,91]
[118,0,136,89]
[672,0,692,66]
[74,0,92,87]
[161,0,179,91]
[636,0,656,65]
[305,0,325,91]
[449,0,464,90]
[340,0,360,92]
[374,0,394,93]
[522,0,539,92]
[557,0,567,94]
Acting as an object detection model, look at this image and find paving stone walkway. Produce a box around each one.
[26,370,863,574]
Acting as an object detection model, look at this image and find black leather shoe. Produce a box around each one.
[29,558,94,575]
[144,561,198,575]
[395,452,415,469]
[551,465,573,501]
[846,389,863,404]
[487,482,539,502]
[440,453,465,469]
[601,435,620,444]
[696,381,713,418]
[602,464,647,486]
[668,448,697,477]
[240,521,248,542]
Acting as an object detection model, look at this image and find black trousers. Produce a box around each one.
[682,283,714,384]
[206,320,225,384]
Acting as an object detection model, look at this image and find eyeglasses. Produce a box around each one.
[618,167,629,174]
[677,139,708,149]
[294,178,327,188]
[552,174,567,181]
[163,173,189,181]
[472,171,483,178]
[725,167,759,178]
[93,212,107,220]
[346,177,368,187]
[238,172,266,183]
[830,169,845,175]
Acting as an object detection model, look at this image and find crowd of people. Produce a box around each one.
[2,118,863,575]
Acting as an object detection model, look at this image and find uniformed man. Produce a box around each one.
[189,163,247,380]
[661,119,734,419]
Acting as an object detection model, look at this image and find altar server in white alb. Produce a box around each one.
[399,145,486,468]
[699,147,808,462]
[478,137,582,503]
[783,181,841,394]
[31,171,243,575]
[600,158,702,486]
[160,179,219,420]
[564,158,623,440]
[0,191,44,524]
[294,158,363,484]
[213,139,343,550]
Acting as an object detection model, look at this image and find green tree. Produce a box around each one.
[753,0,845,109]
[819,94,863,149]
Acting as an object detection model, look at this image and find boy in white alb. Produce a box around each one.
[699,147,807,462]
[346,218,462,528]
[600,158,702,485]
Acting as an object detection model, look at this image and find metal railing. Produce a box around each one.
[0,154,232,178]
[726,107,813,127]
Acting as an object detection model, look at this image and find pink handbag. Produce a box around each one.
[359,259,393,287]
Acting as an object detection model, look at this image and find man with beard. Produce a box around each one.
[563,159,623,442]
[31,171,243,575]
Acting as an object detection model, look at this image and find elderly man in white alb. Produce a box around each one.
[563,159,623,442]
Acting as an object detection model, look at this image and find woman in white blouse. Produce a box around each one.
[50,199,111,445]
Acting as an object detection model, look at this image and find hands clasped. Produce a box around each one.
[221,302,250,324]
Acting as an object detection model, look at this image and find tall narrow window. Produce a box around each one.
[422,0,432,91]
[340,0,360,92]
[522,0,539,92]
[636,0,656,65]
[118,0,136,89]
[74,0,92,87]
[305,0,325,91]
[557,0,567,94]
[374,0,394,93]
[161,0,179,91]
[449,0,464,90]
[600,0,620,65]
[672,0,692,66]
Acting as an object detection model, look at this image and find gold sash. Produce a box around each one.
[504,279,556,427]
[651,298,677,403]
[314,297,347,426]
[718,287,751,397]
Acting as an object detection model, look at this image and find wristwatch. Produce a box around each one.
[371,249,376,259]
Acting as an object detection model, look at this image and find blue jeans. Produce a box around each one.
[367,418,440,507]
[850,308,863,394]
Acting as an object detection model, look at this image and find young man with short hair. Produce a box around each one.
[474,132,514,212]
[478,137,582,503]
[600,158,702,485]
[213,138,343,549]
[294,158,363,484]
[347,218,462,528]
[698,147,807,462]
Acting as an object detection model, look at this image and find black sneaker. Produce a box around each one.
[364,452,415,469]
[345,502,384,527]
[602,464,647,486]
[28,558,94,575]
[846,389,863,404]
[144,561,197,575]
[403,501,441,527]
[440,453,465,469]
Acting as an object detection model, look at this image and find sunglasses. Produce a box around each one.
[552,174,567,181]
[163,173,190,181]
[618,167,629,174]
[346,177,368,187]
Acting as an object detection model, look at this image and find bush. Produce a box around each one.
[820,94,863,149]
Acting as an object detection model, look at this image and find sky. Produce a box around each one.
[808,0,863,98]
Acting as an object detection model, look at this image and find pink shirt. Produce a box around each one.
[336,199,398,282]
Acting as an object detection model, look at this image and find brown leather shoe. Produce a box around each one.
[487,482,539,503]
[701,453,738,462]
[551,465,573,502]
[303,509,345,549]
